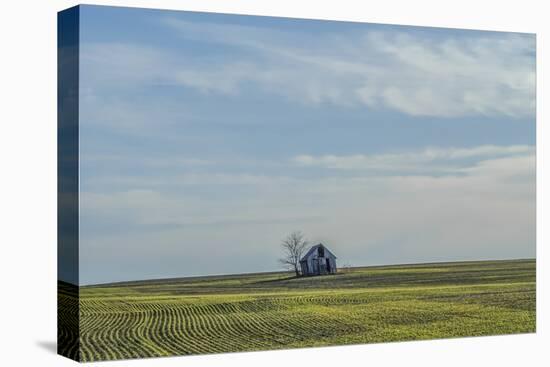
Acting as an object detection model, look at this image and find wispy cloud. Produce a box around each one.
[80,144,535,233]
[80,19,535,119]
[292,145,534,172]
[159,18,535,118]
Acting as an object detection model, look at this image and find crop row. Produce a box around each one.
[77,284,535,361]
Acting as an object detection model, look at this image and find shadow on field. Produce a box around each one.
[252,275,298,284]
[36,340,57,354]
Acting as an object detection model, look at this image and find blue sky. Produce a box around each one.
[76,5,535,285]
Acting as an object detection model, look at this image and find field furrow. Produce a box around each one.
[72,259,535,362]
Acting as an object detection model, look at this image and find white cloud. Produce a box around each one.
[361,32,535,117]
[158,19,535,118]
[80,20,535,119]
[292,144,534,172]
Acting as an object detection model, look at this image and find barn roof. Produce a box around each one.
[300,243,337,262]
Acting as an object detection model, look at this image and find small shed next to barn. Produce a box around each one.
[299,243,337,276]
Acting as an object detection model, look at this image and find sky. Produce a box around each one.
[75,5,535,285]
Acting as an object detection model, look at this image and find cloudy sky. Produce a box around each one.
[76,5,535,285]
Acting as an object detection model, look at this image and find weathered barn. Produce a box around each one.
[299,243,337,276]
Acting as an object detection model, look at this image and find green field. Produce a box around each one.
[59,259,536,362]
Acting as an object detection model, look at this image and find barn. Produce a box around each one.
[299,243,337,276]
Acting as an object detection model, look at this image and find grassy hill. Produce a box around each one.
[60,259,536,361]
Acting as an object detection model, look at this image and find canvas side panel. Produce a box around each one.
[57,5,80,362]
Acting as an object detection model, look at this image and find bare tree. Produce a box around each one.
[279,231,309,276]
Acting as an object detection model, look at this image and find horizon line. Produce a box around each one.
[74,257,536,288]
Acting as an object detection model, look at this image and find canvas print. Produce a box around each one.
[58,5,536,362]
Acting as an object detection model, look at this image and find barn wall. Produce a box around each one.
[301,247,337,275]
[300,261,309,275]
